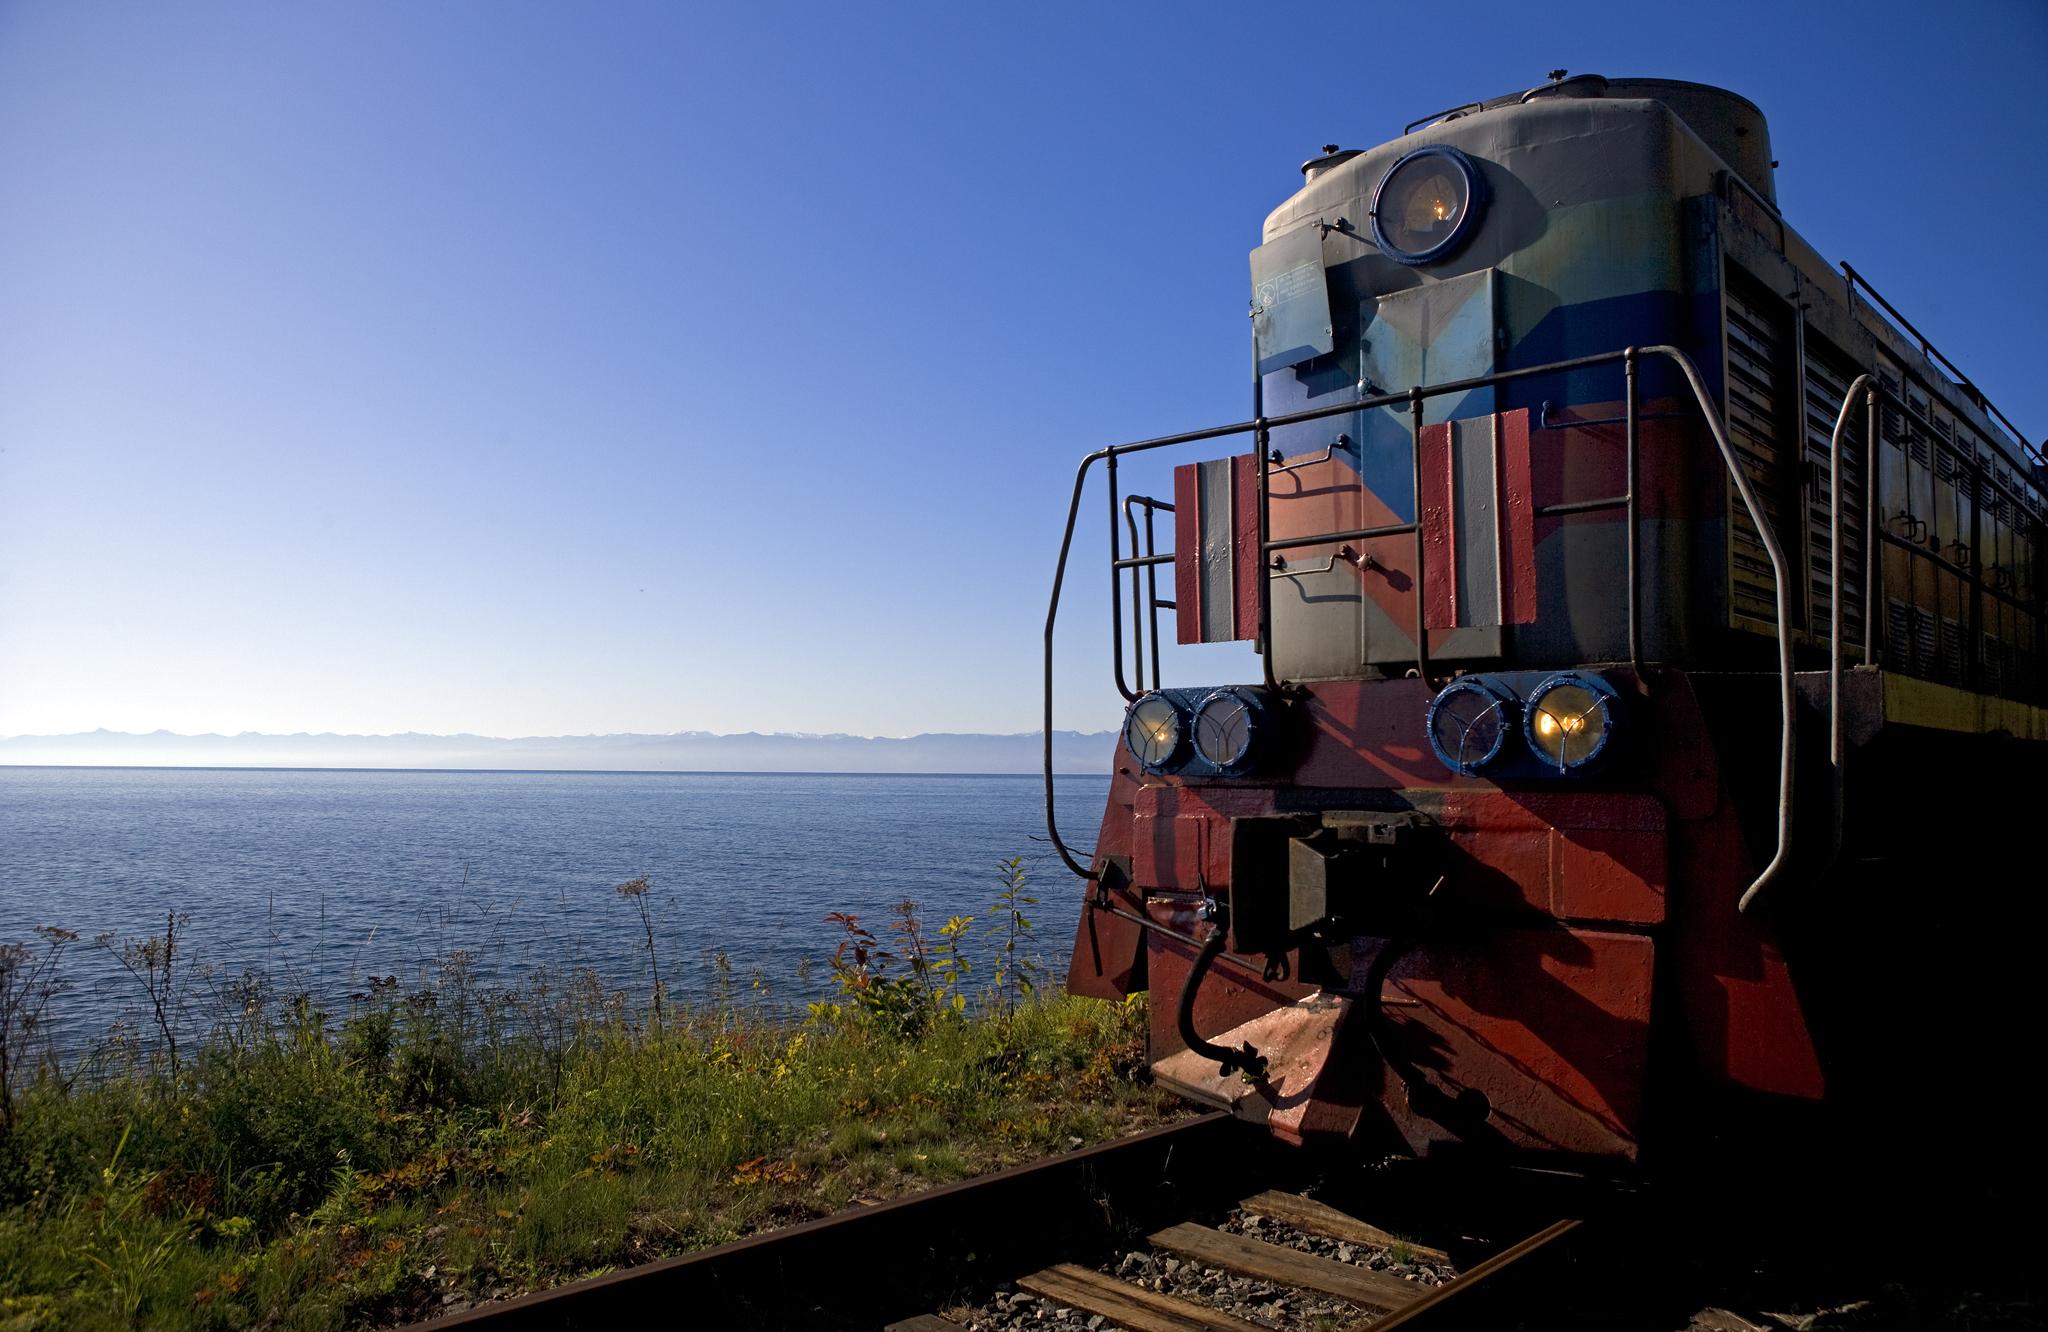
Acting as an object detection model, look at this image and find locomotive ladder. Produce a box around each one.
[1044,344,1827,917]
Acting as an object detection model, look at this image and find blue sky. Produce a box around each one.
[2,0,2043,739]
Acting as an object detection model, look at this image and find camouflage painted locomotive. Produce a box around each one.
[1045,75,2046,1167]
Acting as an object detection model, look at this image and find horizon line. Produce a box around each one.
[0,725,1121,743]
[0,763,1117,778]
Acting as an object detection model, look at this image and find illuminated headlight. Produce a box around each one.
[1124,692,1187,774]
[1192,688,1261,775]
[1522,673,1619,773]
[1369,145,1487,266]
[1426,677,1518,775]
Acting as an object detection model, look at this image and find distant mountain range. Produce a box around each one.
[0,727,1120,774]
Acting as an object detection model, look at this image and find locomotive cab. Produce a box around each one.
[1052,75,2048,1169]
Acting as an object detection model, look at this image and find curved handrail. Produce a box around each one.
[1044,449,1105,881]
[1644,347,1799,915]
[1045,344,1804,921]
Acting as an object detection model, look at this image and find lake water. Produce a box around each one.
[0,767,1112,1051]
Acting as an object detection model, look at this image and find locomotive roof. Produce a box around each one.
[1267,75,2042,477]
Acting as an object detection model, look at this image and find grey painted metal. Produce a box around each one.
[1392,75,1774,203]
[1198,461,1236,642]
[1451,417,1502,627]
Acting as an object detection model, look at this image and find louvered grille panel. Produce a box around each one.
[1885,598,1912,671]
[1802,336,1867,649]
[1940,616,1964,685]
[1724,279,1795,630]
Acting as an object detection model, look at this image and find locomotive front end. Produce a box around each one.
[1053,77,1856,1167]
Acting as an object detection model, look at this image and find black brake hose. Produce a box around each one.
[1361,936,1487,1131]
[1177,925,1268,1080]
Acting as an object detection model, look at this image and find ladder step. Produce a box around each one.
[1147,1222,1424,1313]
[1238,1190,1453,1267]
[1015,1263,1267,1332]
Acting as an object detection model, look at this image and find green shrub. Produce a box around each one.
[0,890,1168,1330]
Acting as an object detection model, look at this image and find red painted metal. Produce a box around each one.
[1065,761,1147,1000]
[1171,453,1263,645]
[1070,663,1833,1160]
[1173,463,1203,646]
[1230,452,1262,642]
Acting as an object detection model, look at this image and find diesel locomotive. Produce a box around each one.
[1046,75,2047,1169]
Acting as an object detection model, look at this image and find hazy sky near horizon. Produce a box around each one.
[4,1,2045,739]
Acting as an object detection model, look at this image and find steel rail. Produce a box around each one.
[1367,1218,1586,1330]
[407,1113,1253,1331]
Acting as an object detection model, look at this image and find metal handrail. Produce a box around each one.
[1122,496,1172,693]
[1842,262,2043,468]
[1044,345,1799,918]
[1827,375,1875,871]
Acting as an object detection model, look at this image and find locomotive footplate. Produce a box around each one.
[1149,797,1658,1160]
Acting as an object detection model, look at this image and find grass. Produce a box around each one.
[0,879,1180,1330]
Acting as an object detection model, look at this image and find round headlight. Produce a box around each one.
[1370,145,1487,266]
[1522,673,1619,772]
[1124,693,1187,773]
[1192,689,1260,775]
[1426,677,1518,775]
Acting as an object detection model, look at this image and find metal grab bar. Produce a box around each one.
[1044,345,1802,920]
[1645,347,1797,915]
[1843,263,2041,467]
[1123,496,1173,693]
[1827,376,1875,872]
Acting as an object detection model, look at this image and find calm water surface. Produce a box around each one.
[0,767,1111,1049]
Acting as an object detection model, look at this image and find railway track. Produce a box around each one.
[408,1113,1596,1331]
